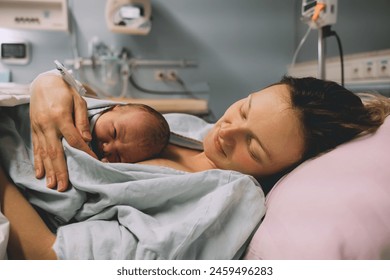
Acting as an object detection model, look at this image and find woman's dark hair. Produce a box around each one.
[260,76,390,195]
[279,76,390,161]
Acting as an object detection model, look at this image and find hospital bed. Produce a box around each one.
[1,85,390,260]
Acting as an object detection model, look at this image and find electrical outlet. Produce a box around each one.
[377,59,390,78]
[349,62,361,80]
[165,70,178,81]
[154,70,165,81]
[154,69,179,81]
[362,61,376,79]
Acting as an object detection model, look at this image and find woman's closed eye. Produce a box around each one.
[248,137,262,163]
[240,104,247,120]
[240,96,252,120]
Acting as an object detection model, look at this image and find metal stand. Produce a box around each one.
[317,26,326,79]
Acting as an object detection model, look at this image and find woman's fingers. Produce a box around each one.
[31,130,45,179]
[32,122,69,191]
[73,94,92,142]
[59,90,97,159]
[61,123,98,160]
[43,131,69,192]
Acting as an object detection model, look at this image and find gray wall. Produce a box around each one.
[1,0,389,118]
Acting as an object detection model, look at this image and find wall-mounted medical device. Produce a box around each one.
[0,40,30,65]
[302,0,337,29]
[105,0,152,35]
[0,0,69,32]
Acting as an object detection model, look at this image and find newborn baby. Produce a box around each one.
[90,103,170,163]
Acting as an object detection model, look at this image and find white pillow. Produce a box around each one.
[244,117,390,260]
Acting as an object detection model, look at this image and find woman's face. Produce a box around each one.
[203,84,305,178]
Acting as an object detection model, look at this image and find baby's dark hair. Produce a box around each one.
[116,103,170,158]
[279,76,390,161]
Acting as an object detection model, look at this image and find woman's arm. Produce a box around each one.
[30,73,97,191]
[0,168,57,259]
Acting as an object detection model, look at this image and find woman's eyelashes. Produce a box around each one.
[247,136,260,162]
[240,103,247,119]
[239,102,259,162]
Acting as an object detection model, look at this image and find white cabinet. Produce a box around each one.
[0,0,68,32]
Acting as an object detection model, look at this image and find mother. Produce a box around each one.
[1,72,390,259]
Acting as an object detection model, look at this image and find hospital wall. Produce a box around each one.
[0,0,389,118]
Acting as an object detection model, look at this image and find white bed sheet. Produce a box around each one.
[0,83,30,106]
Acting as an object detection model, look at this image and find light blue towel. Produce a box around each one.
[0,101,265,260]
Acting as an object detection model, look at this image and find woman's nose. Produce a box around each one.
[219,123,244,145]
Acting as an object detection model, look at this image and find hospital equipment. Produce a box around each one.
[105,0,152,35]
[0,40,30,65]
[64,56,209,115]
[301,0,338,79]
[301,0,337,29]
[54,60,86,96]
[0,0,69,32]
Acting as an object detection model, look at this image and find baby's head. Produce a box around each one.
[92,103,170,163]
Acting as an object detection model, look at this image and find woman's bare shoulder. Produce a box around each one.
[139,144,203,172]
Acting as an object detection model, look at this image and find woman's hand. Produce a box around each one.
[29,74,97,191]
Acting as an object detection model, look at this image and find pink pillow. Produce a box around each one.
[244,117,390,260]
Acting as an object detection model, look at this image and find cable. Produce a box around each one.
[128,64,198,96]
[323,26,344,86]
[332,31,344,86]
[290,25,313,69]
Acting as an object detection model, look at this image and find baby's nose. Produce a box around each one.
[102,141,112,152]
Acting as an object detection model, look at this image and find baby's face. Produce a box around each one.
[92,106,156,163]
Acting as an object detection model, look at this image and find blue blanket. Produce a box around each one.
[0,101,265,259]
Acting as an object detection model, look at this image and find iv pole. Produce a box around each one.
[311,2,328,80]
[302,0,337,80]
[317,26,326,79]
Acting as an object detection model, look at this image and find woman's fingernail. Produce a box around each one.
[46,176,52,187]
[58,181,64,192]
[83,131,92,140]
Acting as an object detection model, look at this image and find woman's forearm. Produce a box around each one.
[0,168,57,259]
